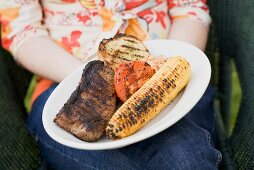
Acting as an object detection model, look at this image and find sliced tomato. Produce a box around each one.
[114,61,155,102]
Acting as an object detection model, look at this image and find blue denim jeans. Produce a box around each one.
[26,84,222,170]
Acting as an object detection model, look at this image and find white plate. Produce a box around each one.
[42,40,211,150]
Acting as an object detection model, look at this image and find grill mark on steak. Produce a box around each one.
[54,60,116,142]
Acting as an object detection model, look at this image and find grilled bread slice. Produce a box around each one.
[98,34,152,70]
[106,56,191,140]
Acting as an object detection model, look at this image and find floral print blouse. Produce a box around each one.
[0,0,211,107]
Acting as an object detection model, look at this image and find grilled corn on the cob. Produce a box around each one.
[106,56,191,140]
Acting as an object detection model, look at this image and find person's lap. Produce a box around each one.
[26,84,222,170]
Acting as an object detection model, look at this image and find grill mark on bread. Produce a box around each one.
[121,45,143,51]
[133,54,145,58]
[124,38,138,44]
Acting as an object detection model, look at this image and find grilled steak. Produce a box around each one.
[54,60,116,142]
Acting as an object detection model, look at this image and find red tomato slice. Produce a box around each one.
[114,61,155,102]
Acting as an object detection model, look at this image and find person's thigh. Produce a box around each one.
[185,85,217,139]
[26,84,221,170]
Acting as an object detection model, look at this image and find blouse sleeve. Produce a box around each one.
[168,0,211,26]
[0,0,48,57]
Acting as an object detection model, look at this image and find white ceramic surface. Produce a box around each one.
[42,40,211,150]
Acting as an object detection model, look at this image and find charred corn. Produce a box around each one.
[106,56,191,140]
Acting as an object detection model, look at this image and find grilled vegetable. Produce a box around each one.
[106,56,191,140]
[114,61,155,102]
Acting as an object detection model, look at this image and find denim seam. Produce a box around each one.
[38,137,98,170]
[216,150,222,168]
[185,119,222,169]
[203,129,222,169]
